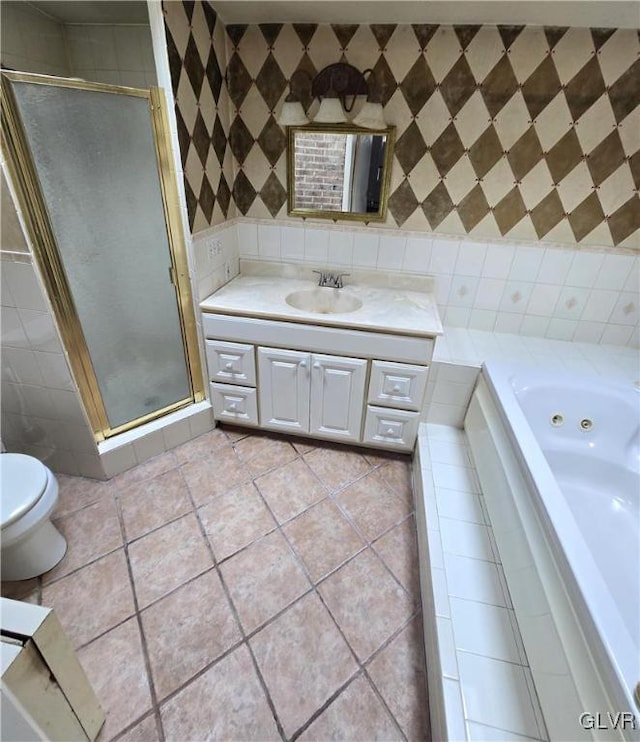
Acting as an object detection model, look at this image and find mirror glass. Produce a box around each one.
[287,125,395,222]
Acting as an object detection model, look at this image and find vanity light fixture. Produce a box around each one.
[277,62,387,129]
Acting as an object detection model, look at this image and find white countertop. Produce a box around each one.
[200,262,443,338]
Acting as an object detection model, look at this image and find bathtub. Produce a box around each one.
[465,362,640,741]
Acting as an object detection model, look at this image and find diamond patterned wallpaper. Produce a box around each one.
[164,4,640,248]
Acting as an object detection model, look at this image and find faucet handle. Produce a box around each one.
[312,269,326,286]
[335,272,350,289]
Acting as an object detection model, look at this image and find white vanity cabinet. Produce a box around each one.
[257,348,367,441]
[202,312,436,451]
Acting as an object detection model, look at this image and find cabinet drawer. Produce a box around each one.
[210,382,258,425]
[368,361,428,411]
[363,405,420,450]
[206,340,256,386]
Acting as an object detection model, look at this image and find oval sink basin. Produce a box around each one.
[286,288,363,315]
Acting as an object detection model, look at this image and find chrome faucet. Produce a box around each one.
[313,270,350,289]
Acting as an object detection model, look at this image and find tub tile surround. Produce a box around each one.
[2,426,429,742]
[166,3,640,249]
[414,423,549,742]
[225,218,639,348]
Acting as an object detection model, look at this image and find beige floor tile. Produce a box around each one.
[304,446,372,492]
[118,469,192,542]
[55,475,117,518]
[172,428,229,464]
[141,570,241,699]
[128,514,212,608]
[368,617,431,742]
[44,496,123,584]
[336,473,412,542]
[115,451,178,489]
[373,517,420,599]
[255,458,328,523]
[284,499,365,582]
[42,550,135,648]
[377,459,415,504]
[180,446,251,506]
[251,592,358,738]
[234,434,298,477]
[197,481,276,561]
[362,449,407,467]
[160,645,280,741]
[299,674,403,741]
[78,618,152,741]
[116,714,159,742]
[220,424,252,442]
[318,549,414,662]
[220,530,310,633]
[291,437,317,454]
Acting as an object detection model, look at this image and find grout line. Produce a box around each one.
[185,467,288,742]
[35,427,427,742]
[111,477,166,742]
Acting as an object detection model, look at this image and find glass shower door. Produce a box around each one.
[3,73,201,437]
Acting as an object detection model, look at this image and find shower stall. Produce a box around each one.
[1,71,204,441]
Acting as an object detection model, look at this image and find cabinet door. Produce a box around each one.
[258,347,310,434]
[310,354,367,442]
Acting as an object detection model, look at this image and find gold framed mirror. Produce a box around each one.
[287,124,395,222]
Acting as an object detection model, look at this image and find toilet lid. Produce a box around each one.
[0,454,49,529]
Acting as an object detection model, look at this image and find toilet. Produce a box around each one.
[1,453,67,581]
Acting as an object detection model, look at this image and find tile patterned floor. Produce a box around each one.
[1,426,430,742]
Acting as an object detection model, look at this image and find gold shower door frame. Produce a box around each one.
[1,71,204,441]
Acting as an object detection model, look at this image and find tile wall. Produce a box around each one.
[64,24,157,88]
[162,0,235,232]
[1,168,103,477]
[233,218,639,347]
[165,1,639,250]
[0,2,70,76]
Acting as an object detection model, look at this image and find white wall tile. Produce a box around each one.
[1,307,29,348]
[304,228,329,263]
[482,244,514,279]
[553,286,590,320]
[474,278,506,311]
[18,309,62,353]
[257,223,281,260]
[594,253,635,290]
[444,552,508,607]
[448,276,479,308]
[536,249,574,285]
[455,241,487,277]
[526,283,562,316]
[545,318,577,341]
[101,442,137,478]
[352,232,379,267]
[436,617,459,679]
[4,262,48,312]
[457,653,541,738]
[468,309,497,331]
[564,251,604,288]
[508,246,543,282]
[436,488,485,524]
[280,226,305,262]
[444,306,471,327]
[600,324,634,346]
[2,348,44,386]
[327,230,354,267]
[450,598,521,663]
[493,313,522,334]
[377,234,406,270]
[237,222,258,256]
[430,239,459,274]
[498,281,533,314]
[403,237,432,273]
[581,288,618,322]
[133,428,166,463]
[35,353,74,391]
[440,518,496,562]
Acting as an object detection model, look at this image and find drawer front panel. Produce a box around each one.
[206,340,256,387]
[202,313,435,364]
[363,405,420,450]
[368,360,428,411]
[210,382,258,425]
